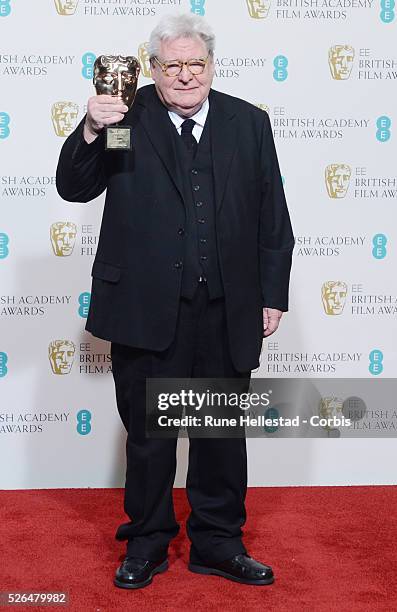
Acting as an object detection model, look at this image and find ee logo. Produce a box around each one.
[0,113,10,139]
[0,1,11,17]
[380,0,395,22]
[190,0,205,15]
[82,53,96,80]
[78,292,91,318]
[77,410,92,435]
[376,116,391,142]
[264,406,279,433]
[372,234,387,259]
[273,55,288,81]
[369,349,383,375]
[0,233,9,259]
[0,352,8,378]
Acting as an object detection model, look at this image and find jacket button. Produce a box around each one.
[174,261,183,269]
[191,168,198,175]
[177,228,185,236]
[200,255,208,261]
[193,185,200,191]
[196,201,203,207]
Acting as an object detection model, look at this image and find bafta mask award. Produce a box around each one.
[93,54,140,151]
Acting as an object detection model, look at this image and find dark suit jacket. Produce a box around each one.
[56,84,294,372]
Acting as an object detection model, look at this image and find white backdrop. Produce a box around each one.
[0,0,396,489]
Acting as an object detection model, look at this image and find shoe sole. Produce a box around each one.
[188,562,274,586]
[114,559,169,590]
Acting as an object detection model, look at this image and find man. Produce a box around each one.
[56,13,294,589]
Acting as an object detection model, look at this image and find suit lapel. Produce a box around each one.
[209,89,238,213]
[133,86,238,213]
[136,87,185,205]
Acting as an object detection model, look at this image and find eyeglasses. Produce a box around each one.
[152,55,210,77]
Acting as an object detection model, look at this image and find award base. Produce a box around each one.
[105,126,131,151]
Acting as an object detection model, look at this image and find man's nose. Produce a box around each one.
[178,65,193,83]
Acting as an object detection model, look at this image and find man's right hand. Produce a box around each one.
[83,95,129,144]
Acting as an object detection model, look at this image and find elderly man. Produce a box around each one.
[56,13,294,589]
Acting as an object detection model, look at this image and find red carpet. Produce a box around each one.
[1,486,396,611]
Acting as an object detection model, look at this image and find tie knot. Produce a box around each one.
[181,119,195,135]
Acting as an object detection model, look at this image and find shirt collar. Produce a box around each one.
[168,97,209,129]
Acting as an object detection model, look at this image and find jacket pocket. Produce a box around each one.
[91,260,122,283]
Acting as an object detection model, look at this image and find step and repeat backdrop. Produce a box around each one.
[0,0,396,488]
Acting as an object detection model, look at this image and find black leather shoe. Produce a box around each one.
[188,553,274,585]
[114,556,168,589]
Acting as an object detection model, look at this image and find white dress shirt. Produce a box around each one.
[167,97,209,143]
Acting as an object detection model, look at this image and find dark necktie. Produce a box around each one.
[181,119,198,157]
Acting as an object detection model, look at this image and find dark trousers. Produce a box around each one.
[110,281,251,565]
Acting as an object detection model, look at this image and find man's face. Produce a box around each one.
[246,0,270,18]
[52,102,79,136]
[329,46,354,80]
[320,398,343,419]
[49,341,75,375]
[322,282,347,315]
[319,397,343,430]
[151,36,214,117]
[325,164,351,198]
[50,222,77,256]
[54,0,78,16]
[138,43,151,78]
[94,59,139,107]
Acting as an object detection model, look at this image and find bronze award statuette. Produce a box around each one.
[93,54,140,151]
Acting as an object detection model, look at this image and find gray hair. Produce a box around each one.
[148,13,216,59]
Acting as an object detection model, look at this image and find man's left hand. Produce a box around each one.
[263,307,283,337]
